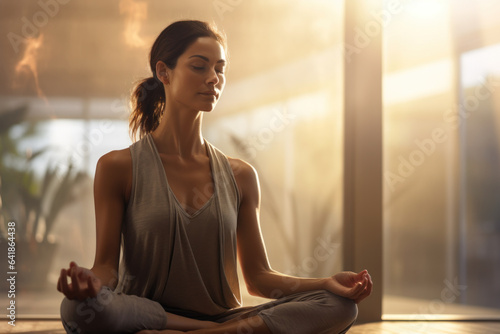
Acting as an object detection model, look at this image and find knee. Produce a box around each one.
[335,293,358,324]
[321,291,358,333]
[60,287,121,333]
[339,297,358,330]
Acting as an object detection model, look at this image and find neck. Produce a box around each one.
[151,107,206,158]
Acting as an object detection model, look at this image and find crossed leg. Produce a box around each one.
[62,288,354,334]
[137,314,272,334]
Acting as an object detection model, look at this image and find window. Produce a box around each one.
[382,0,500,320]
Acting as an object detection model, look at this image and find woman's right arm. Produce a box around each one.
[57,149,132,300]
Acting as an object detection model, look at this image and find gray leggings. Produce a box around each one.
[60,288,357,334]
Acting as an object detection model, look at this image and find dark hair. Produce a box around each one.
[129,20,227,141]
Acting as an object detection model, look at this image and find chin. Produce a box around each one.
[199,103,217,112]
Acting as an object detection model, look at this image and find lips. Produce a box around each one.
[200,91,218,99]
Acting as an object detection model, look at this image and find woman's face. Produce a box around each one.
[165,37,226,113]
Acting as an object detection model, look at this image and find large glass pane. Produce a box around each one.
[460,43,500,314]
[383,0,500,319]
[0,0,344,316]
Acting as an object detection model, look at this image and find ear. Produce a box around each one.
[155,61,169,85]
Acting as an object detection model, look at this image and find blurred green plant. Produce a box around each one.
[0,105,87,242]
[0,106,87,289]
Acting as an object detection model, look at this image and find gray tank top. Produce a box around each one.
[116,133,241,316]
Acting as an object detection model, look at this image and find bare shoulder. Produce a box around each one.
[98,148,132,167]
[95,148,132,200]
[227,157,260,200]
[228,157,258,181]
[97,148,132,170]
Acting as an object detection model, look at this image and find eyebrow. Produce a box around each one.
[189,55,226,64]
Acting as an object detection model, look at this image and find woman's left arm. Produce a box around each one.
[231,159,373,304]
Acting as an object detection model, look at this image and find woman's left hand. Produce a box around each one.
[324,270,373,304]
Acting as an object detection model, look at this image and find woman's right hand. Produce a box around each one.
[57,261,102,300]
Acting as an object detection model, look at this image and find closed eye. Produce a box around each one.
[192,66,224,75]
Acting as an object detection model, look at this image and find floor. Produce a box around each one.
[349,321,500,333]
[1,320,500,333]
[1,320,65,334]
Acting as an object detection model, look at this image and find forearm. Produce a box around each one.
[90,264,119,290]
[248,269,328,299]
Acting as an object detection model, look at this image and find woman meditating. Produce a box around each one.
[57,20,372,334]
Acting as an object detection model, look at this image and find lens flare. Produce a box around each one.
[14,34,47,102]
[119,0,148,48]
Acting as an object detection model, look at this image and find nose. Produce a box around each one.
[207,68,219,86]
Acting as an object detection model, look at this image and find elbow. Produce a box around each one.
[246,280,284,299]
[244,268,276,298]
[246,281,265,297]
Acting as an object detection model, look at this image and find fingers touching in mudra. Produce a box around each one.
[57,261,102,300]
[326,270,373,304]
